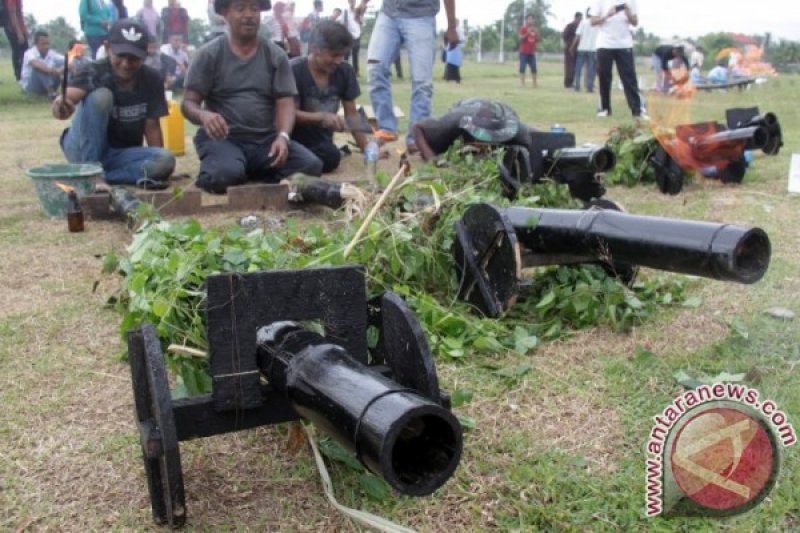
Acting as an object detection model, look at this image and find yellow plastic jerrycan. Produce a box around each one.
[160,98,185,156]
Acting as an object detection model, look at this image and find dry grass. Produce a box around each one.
[2,58,799,531]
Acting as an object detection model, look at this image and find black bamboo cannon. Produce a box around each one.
[726,108,784,155]
[127,267,462,527]
[454,203,771,317]
[257,322,462,496]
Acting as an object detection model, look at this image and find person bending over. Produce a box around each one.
[51,20,175,189]
[182,0,322,194]
[291,20,376,172]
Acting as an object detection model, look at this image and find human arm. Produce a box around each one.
[51,87,88,120]
[442,0,458,49]
[143,118,165,147]
[29,57,63,78]
[341,99,370,153]
[412,123,437,161]
[269,96,295,168]
[182,89,230,140]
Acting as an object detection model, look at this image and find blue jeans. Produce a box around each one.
[366,12,436,143]
[519,53,537,74]
[23,69,61,96]
[574,51,595,92]
[60,88,175,185]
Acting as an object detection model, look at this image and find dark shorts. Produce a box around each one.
[519,53,537,74]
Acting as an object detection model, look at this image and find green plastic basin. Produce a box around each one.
[26,163,102,217]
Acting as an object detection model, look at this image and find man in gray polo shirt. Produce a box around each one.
[357,0,457,150]
[182,0,322,194]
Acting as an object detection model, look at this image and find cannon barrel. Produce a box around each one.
[690,126,768,159]
[504,205,770,284]
[256,322,462,496]
[454,203,771,316]
[544,145,617,174]
[731,112,784,155]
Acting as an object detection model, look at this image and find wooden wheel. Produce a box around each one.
[128,325,186,527]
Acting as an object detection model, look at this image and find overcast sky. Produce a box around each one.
[22,0,800,42]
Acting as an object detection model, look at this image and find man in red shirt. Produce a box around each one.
[518,14,538,88]
[161,0,189,43]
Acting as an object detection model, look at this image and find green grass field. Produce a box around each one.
[1,56,799,531]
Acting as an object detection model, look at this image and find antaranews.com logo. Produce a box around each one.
[645,383,796,518]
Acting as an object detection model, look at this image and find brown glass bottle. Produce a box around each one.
[66,190,85,232]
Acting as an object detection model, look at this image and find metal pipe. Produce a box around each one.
[545,145,617,173]
[690,126,769,160]
[502,205,770,284]
[256,323,462,497]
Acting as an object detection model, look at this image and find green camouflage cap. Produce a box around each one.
[456,99,520,143]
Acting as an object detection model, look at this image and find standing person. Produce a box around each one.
[145,33,178,89]
[136,0,163,41]
[283,1,301,57]
[20,30,64,98]
[207,0,227,40]
[161,0,190,44]
[571,7,598,92]
[561,11,582,88]
[182,0,322,194]
[517,14,538,88]
[360,0,458,148]
[264,1,288,50]
[591,1,644,118]
[443,19,464,83]
[80,0,112,59]
[337,0,363,77]
[291,20,374,172]
[299,0,323,49]
[51,20,176,189]
[1,0,28,81]
[652,44,689,93]
[109,0,128,23]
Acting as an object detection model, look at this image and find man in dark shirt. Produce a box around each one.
[51,20,175,188]
[652,44,689,93]
[182,0,322,194]
[291,20,369,173]
[561,12,582,88]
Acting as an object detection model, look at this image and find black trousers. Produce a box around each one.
[3,25,28,81]
[194,129,323,194]
[596,47,642,117]
[351,37,361,76]
[304,138,342,173]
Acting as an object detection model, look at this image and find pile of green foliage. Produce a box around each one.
[604,125,660,188]
[106,145,689,396]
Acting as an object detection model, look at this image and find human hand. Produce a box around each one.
[51,96,74,120]
[321,112,345,131]
[269,134,289,168]
[446,25,459,50]
[200,111,229,140]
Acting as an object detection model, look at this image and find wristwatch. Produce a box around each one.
[278,131,291,143]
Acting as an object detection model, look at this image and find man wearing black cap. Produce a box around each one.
[182,0,322,194]
[51,20,175,189]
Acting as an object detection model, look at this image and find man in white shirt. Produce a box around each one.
[20,30,64,98]
[591,0,644,118]
[571,8,599,92]
[160,33,190,88]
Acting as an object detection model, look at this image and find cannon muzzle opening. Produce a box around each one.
[716,226,771,284]
[546,145,617,174]
[257,323,463,496]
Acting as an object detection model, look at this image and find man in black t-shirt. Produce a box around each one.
[291,20,372,173]
[182,0,322,194]
[51,20,175,189]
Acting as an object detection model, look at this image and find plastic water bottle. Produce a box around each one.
[550,124,566,133]
[364,136,379,180]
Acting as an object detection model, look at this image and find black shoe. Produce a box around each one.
[136,177,170,190]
